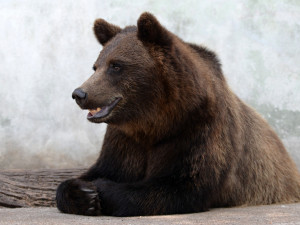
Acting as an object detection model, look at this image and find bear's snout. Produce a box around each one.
[72,88,87,107]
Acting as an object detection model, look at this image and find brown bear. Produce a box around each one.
[56,12,300,216]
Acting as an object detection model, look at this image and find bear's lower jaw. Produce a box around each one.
[87,97,122,123]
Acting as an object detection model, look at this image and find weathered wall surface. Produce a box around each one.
[0,0,299,169]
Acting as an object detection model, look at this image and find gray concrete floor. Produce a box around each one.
[0,204,300,225]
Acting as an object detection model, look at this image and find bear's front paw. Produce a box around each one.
[56,179,101,216]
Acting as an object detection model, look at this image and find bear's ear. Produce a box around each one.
[137,12,171,46]
[93,19,121,46]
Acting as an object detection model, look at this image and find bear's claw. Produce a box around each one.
[80,187,94,193]
[56,179,101,216]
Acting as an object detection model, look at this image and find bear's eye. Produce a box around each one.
[109,63,122,72]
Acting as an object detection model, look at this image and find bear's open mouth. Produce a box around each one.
[87,97,122,121]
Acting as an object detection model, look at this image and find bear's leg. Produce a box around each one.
[56,179,101,216]
[94,177,209,216]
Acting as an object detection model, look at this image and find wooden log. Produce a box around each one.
[0,168,86,208]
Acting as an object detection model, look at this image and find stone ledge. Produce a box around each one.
[0,203,300,225]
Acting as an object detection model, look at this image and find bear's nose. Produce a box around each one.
[72,88,87,106]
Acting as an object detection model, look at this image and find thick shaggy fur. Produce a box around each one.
[56,12,300,216]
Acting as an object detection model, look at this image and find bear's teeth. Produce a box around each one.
[89,107,101,116]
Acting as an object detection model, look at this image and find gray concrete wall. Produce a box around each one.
[0,0,299,169]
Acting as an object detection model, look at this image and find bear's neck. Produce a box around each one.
[114,101,221,146]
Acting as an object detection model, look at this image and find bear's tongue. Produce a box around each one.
[88,107,101,116]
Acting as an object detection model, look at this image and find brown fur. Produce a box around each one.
[56,12,300,217]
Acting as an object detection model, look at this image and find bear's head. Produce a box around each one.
[72,12,222,138]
